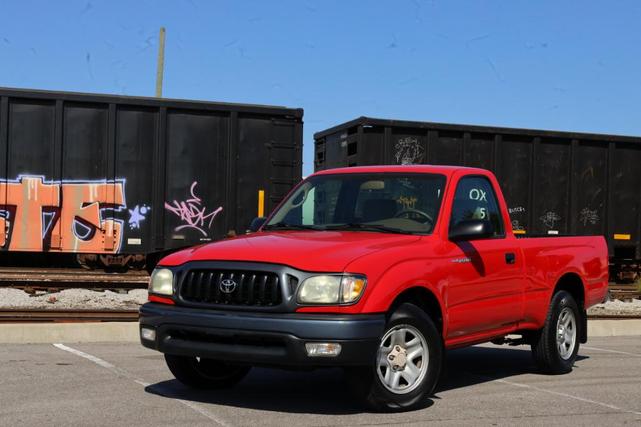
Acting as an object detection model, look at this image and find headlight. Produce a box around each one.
[149,268,174,296]
[297,274,366,304]
[298,275,340,304]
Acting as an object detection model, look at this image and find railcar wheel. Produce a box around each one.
[164,354,251,389]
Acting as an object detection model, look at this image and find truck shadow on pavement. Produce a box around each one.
[436,345,589,394]
[145,367,375,414]
[144,345,588,414]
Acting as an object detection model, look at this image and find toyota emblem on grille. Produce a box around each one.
[220,279,237,294]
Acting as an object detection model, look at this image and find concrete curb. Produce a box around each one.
[0,322,139,344]
[0,319,638,344]
[588,319,641,337]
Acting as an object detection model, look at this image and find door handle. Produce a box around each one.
[505,252,516,264]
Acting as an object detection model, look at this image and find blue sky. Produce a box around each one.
[1,0,640,175]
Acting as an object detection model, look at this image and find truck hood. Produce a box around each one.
[159,231,421,272]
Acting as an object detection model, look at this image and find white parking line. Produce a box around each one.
[582,345,641,357]
[493,377,641,416]
[53,343,232,427]
[466,371,641,416]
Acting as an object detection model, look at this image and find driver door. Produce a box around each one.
[444,175,524,340]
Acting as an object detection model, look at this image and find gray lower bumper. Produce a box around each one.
[139,303,386,367]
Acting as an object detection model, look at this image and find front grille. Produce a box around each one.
[179,269,282,307]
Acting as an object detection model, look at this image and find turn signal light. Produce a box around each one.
[341,276,366,303]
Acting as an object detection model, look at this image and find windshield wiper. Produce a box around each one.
[323,223,411,234]
[262,222,322,231]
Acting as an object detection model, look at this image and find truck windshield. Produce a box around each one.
[264,173,446,234]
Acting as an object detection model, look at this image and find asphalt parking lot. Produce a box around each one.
[1,336,640,426]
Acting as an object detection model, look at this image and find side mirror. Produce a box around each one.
[248,217,267,233]
[449,219,494,242]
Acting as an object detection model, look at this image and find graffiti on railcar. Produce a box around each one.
[394,137,425,165]
[508,206,526,215]
[579,207,599,226]
[128,205,150,230]
[164,181,223,237]
[0,175,126,253]
[397,196,418,209]
[540,211,561,229]
[511,220,524,232]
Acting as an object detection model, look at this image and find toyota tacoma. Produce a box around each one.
[140,165,608,411]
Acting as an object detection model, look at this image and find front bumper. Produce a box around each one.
[139,303,386,367]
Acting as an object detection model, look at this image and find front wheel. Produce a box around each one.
[164,354,251,389]
[531,290,581,374]
[346,303,443,412]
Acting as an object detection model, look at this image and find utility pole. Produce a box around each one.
[155,27,166,97]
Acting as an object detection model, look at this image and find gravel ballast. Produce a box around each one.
[587,298,641,317]
[0,288,148,310]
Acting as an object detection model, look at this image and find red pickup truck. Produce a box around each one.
[140,165,608,411]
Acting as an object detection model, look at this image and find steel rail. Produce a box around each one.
[0,267,149,291]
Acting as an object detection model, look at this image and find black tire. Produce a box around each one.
[164,354,251,389]
[531,290,581,374]
[346,303,443,412]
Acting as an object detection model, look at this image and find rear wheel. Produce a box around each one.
[164,354,251,389]
[346,303,442,412]
[531,290,580,374]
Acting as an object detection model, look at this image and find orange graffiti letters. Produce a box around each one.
[0,176,125,253]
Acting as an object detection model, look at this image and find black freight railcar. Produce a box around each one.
[314,117,641,281]
[0,88,302,269]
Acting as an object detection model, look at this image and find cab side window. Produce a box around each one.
[450,176,504,237]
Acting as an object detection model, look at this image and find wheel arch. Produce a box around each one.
[553,272,585,310]
[387,286,444,338]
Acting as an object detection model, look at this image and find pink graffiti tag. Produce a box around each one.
[164,181,223,237]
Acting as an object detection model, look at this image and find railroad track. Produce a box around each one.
[587,314,641,320]
[0,267,149,292]
[608,283,641,301]
[0,309,139,323]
